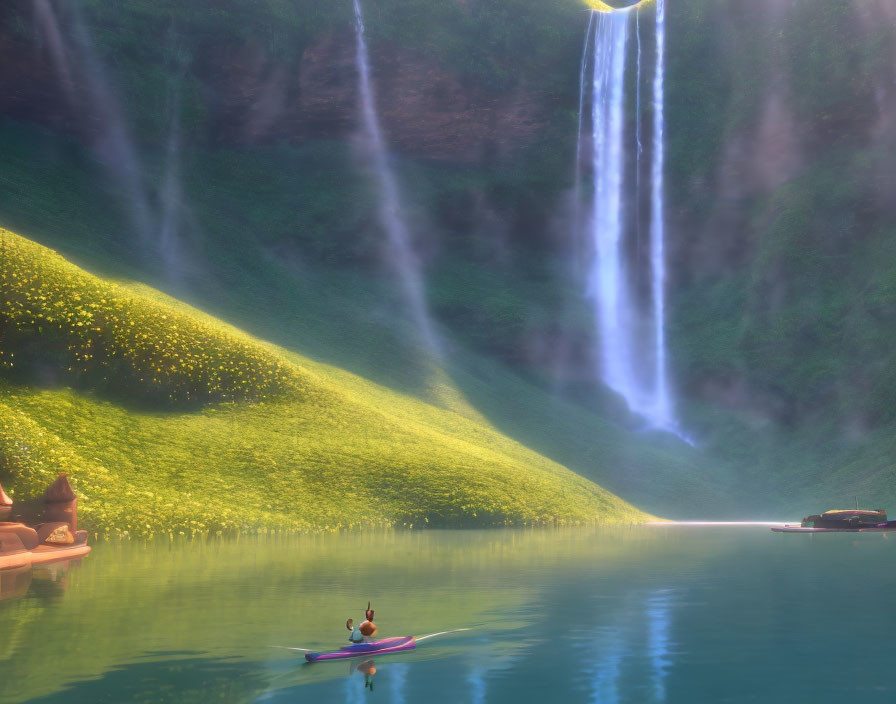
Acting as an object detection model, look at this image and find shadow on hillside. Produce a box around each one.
[0,358,248,416]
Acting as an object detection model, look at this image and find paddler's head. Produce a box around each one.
[365,601,374,621]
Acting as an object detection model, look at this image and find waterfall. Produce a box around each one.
[352,0,439,355]
[574,12,596,210]
[34,0,183,279]
[649,0,672,428]
[580,5,676,431]
[158,75,185,280]
[66,3,156,250]
[634,11,643,272]
[587,11,635,407]
[573,12,596,269]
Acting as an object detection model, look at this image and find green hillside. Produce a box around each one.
[0,228,649,536]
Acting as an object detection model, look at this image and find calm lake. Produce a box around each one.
[2,527,895,703]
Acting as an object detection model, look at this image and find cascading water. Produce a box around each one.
[587,11,634,403]
[649,0,672,428]
[352,0,439,356]
[579,4,676,431]
[59,4,155,243]
[158,79,185,279]
[573,10,596,234]
[33,1,183,280]
[634,10,643,268]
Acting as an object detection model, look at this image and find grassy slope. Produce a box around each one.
[0,228,649,535]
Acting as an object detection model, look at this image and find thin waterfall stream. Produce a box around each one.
[573,10,596,240]
[33,0,184,280]
[352,0,440,357]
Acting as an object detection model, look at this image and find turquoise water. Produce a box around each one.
[2,527,896,703]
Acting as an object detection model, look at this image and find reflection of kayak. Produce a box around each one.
[305,636,415,662]
[772,524,894,533]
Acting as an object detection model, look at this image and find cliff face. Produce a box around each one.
[664,0,896,436]
[0,8,75,134]
[0,2,548,163]
[669,0,896,279]
[207,32,546,161]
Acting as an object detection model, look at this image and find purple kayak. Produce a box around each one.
[305,636,416,662]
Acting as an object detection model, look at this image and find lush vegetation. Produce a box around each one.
[0,229,648,536]
[661,0,896,507]
[0,230,301,406]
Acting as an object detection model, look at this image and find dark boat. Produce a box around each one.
[772,509,895,533]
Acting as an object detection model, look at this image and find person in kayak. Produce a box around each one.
[346,619,364,643]
[346,602,378,642]
[359,603,378,639]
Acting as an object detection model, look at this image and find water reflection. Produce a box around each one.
[6,529,896,704]
[645,589,673,702]
[467,666,486,704]
[0,557,83,603]
[582,589,675,703]
[590,624,624,704]
[388,661,409,701]
[0,563,32,602]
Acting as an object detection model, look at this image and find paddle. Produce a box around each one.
[414,628,472,642]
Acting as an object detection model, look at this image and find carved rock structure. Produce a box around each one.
[0,475,87,563]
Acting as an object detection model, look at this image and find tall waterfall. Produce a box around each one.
[352,0,439,355]
[587,11,634,403]
[649,0,672,428]
[580,4,675,431]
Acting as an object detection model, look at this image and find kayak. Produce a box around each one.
[339,636,410,652]
[272,628,470,663]
[305,636,415,662]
